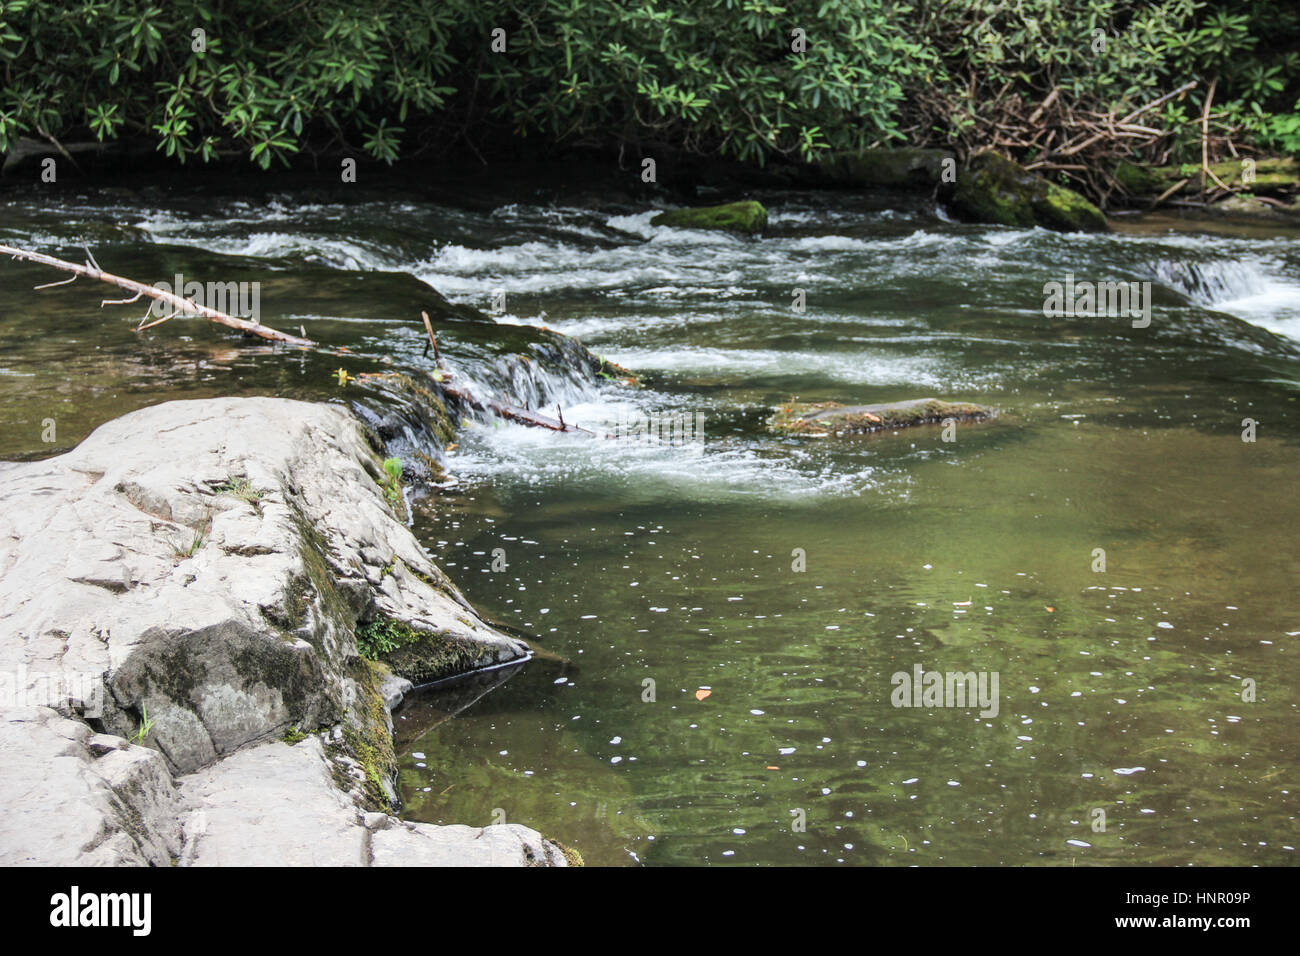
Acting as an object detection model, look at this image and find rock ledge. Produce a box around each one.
[0,397,568,866]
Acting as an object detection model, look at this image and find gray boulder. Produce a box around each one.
[0,397,524,775]
[0,397,568,865]
[0,707,183,866]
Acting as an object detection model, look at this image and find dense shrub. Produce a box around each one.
[0,0,1295,168]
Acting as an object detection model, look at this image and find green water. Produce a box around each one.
[2,178,1297,865]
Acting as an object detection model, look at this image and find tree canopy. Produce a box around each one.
[1,0,1297,169]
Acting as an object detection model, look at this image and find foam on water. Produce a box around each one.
[447,413,889,502]
[1151,257,1300,339]
[603,346,1000,390]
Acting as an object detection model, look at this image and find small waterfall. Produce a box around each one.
[1150,259,1270,308]
[1149,257,1300,342]
[447,326,624,421]
[349,329,624,483]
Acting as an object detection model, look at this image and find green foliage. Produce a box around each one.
[0,0,928,166]
[132,702,154,745]
[380,456,403,504]
[0,1,1294,169]
[356,617,416,659]
[281,726,309,744]
[1261,103,1300,156]
[215,475,263,505]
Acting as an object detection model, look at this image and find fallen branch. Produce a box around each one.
[1152,176,1191,206]
[439,380,595,435]
[6,243,606,438]
[0,243,313,346]
[420,310,442,364]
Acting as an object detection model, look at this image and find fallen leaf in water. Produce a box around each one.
[446,443,458,451]
[1046,606,1055,612]
[767,766,780,770]
[695,689,711,701]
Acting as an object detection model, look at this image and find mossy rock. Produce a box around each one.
[357,615,502,686]
[768,398,997,436]
[950,152,1107,232]
[816,147,954,188]
[70,221,154,245]
[1115,157,1298,198]
[341,659,400,810]
[650,200,767,235]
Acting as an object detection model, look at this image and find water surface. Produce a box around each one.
[2,179,1296,866]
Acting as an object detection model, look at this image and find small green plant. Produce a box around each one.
[132,703,155,745]
[172,529,205,559]
[355,618,412,659]
[380,457,403,505]
[215,476,264,506]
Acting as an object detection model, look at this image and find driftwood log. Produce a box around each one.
[439,381,595,435]
[3,242,597,435]
[0,243,313,345]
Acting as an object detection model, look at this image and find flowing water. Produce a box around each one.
[2,174,1298,866]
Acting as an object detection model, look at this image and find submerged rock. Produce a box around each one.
[948,152,1108,232]
[769,398,997,436]
[0,396,570,865]
[650,199,768,235]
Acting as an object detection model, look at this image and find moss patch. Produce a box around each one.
[1116,157,1298,198]
[356,613,493,685]
[340,659,398,810]
[552,838,585,867]
[595,355,641,387]
[650,200,768,235]
[360,371,458,448]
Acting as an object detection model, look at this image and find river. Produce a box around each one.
[2,172,1297,866]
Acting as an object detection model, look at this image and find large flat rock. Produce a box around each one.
[178,736,566,867]
[0,397,525,774]
[0,397,565,866]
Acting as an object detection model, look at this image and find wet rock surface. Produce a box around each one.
[650,199,769,235]
[948,151,1108,232]
[769,398,998,436]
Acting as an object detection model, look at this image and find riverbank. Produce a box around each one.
[6,142,1296,234]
